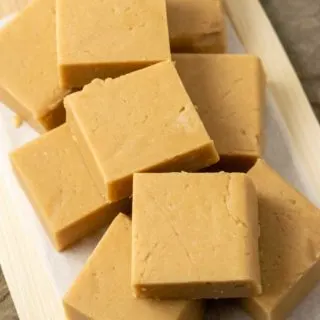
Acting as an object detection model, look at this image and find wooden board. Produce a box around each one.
[1,0,320,319]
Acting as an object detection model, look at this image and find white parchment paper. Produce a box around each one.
[0,16,319,320]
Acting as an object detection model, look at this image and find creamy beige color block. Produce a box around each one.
[65,61,219,202]
[0,0,69,133]
[56,0,171,89]
[64,214,203,320]
[132,172,261,299]
[167,0,226,53]
[10,125,130,251]
[174,54,265,172]
[245,160,320,320]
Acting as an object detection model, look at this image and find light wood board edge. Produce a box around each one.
[1,1,320,320]
[0,182,64,320]
[0,124,65,319]
[224,0,320,203]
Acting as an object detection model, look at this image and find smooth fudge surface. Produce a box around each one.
[132,172,261,299]
[0,0,69,133]
[10,125,130,251]
[65,61,219,202]
[57,0,171,88]
[245,160,320,320]
[174,54,265,171]
[167,0,226,53]
[64,214,203,320]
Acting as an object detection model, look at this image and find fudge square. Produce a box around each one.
[174,54,265,172]
[10,125,130,251]
[132,172,261,299]
[167,0,226,53]
[65,61,219,202]
[244,160,320,320]
[0,0,69,133]
[56,0,171,89]
[64,214,203,320]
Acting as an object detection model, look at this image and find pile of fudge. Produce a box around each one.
[1,0,320,319]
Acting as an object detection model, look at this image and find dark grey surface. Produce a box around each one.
[261,0,320,119]
[0,1,319,319]
[0,270,18,320]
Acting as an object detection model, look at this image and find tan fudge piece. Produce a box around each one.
[174,54,265,172]
[57,0,171,89]
[65,61,219,202]
[132,172,261,299]
[167,0,226,53]
[0,0,69,133]
[64,214,203,320]
[10,125,130,251]
[244,160,320,320]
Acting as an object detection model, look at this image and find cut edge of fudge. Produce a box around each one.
[58,61,167,90]
[202,154,258,173]
[134,280,262,300]
[64,303,89,320]
[170,28,226,54]
[168,0,226,53]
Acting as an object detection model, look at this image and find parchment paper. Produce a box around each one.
[0,16,319,320]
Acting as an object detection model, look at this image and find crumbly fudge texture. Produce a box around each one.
[174,54,265,172]
[65,61,219,202]
[0,0,69,133]
[132,172,261,299]
[10,125,130,251]
[167,0,226,53]
[244,159,320,320]
[64,214,203,320]
[57,0,171,88]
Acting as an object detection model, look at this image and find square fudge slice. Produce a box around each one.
[10,125,130,251]
[65,61,219,202]
[244,159,320,320]
[167,0,226,53]
[174,54,265,172]
[64,214,203,320]
[57,0,171,89]
[0,0,69,133]
[132,172,261,299]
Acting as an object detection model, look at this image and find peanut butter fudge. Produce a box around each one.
[167,0,226,53]
[65,61,219,202]
[243,160,320,320]
[132,172,261,299]
[0,0,69,133]
[10,125,130,251]
[57,0,171,89]
[174,54,265,172]
[64,214,203,320]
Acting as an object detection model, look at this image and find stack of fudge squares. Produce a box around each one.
[1,0,320,319]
